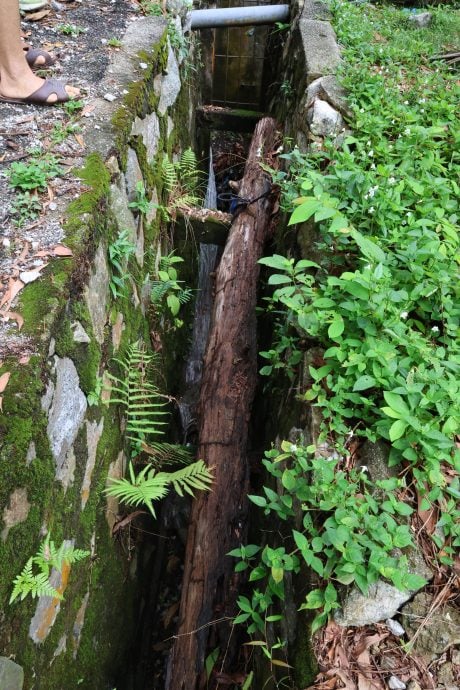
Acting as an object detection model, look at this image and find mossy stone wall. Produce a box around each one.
[0,15,199,690]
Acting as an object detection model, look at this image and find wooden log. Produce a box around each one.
[166,117,279,690]
[176,207,232,246]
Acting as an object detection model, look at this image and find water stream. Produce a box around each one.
[178,150,222,442]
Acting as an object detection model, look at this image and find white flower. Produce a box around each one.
[400,311,409,319]
[290,444,298,452]
[404,100,409,105]
[406,211,412,218]
[360,108,365,113]
[419,98,426,104]
[368,149,374,157]
[388,177,396,185]
[368,206,375,214]
[431,326,440,333]
[404,127,411,136]
[360,465,369,473]
[420,109,424,114]
[370,163,376,170]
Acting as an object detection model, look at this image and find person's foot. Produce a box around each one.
[0,69,79,103]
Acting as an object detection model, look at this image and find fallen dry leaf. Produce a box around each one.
[53,245,73,257]
[74,133,85,148]
[0,372,11,394]
[3,311,24,331]
[24,8,50,20]
[0,278,25,312]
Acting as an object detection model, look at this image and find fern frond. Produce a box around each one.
[10,558,60,604]
[159,460,213,498]
[142,441,194,466]
[162,158,178,193]
[105,463,170,517]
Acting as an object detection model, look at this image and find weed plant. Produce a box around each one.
[232,1,460,636]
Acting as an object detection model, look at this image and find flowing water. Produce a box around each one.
[178,150,222,441]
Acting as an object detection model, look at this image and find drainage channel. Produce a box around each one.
[115,8,285,689]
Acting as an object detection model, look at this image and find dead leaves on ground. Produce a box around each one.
[308,621,433,690]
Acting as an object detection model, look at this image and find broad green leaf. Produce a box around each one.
[288,197,320,226]
[328,316,345,340]
[389,419,408,441]
[383,392,410,417]
[258,255,292,270]
[350,229,386,263]
[353,375,376,392]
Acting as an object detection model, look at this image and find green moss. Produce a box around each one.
[19,262,72,336]
[292,613,317,688]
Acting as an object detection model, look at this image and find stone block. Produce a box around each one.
[131,112,160,163]
[85,243,110,345]
[0,657,24,690]
[47,358,87,482]
[308,98,344,136]
[299,19,341,83]
[158,41,182,115]
[1,488,30,541]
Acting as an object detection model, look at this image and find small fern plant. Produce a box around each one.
[106,459,213,518]
[151,252,193,320]
[10,534,89,604]
[104,341,213,516]
[160,148,204,217]
[106,342,169,446]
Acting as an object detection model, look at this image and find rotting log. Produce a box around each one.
[176,207,232,246]
[166,117,279,690]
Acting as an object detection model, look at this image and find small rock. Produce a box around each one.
[71,321,91,344]
[19,269,42,284]
[48,202,57,211]
[307,98,344,137]
[139,62,148,69]
[0,657,24,690]
[103,93,117,102]
[386,618,405,636]
[389,677,406,690]
[408,12,432,28]
[335,580,413,627]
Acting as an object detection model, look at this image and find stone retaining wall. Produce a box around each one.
[0,13,197,690]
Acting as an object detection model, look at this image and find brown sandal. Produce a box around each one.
[25,48,56,70]
[0,79,72,106]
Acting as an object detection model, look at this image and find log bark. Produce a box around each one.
[166,117,279,690]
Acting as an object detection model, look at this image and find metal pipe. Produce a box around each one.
[189,4,289,29]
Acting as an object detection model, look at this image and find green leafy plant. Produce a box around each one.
[10,192,42,226]
[151,252,193,320]
[63,99,84,115]
[104,342,213,515]
[128,181,158,216]
[107,37,122,47]
[233,0,460,643]
[140,0,163,16]
[10,534,89,604]
[231,442,426,633]
[56,23,86,36]
[108,229,136,299]
[7,154,61,192]
[50,121,81,145]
